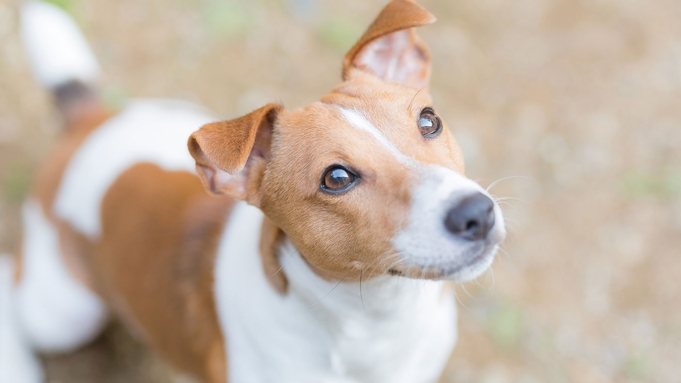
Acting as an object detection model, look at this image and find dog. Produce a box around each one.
[0,0,506,382]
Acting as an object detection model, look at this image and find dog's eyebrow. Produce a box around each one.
[338,107,416,168]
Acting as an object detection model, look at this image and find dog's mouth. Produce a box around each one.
[387,244,499,281]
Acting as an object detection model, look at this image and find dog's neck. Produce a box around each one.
[279,237,440,319]
[214,202,457,382]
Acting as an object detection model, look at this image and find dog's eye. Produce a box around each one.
[321,166,357,193]
[418,108,442,138]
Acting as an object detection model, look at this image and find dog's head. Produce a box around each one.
[188,0,505,291]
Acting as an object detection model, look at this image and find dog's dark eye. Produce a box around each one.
[418,108,442,138]
[321,166,357,193]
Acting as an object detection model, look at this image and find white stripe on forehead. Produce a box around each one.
[338,107,416,167]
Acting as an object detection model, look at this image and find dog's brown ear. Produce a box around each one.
[188,104,282,204]
[343,0,436,89]
[260,216,288,295]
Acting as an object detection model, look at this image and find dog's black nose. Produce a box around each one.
[444,193,495,241]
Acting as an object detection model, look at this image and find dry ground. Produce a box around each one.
[1,0,680,382]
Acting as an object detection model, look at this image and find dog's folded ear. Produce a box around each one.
[260,216,288,295]
[188,104,282,204]
[343,0,436,89]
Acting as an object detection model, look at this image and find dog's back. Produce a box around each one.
[4,2,232,382]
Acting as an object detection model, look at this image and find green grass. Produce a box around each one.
[43,0,79,13]
[318,17,364,53]
[204,1,256,39]
[102,85,129,112]
[488,302,524,350]
[619,169,681,200]
[625,351,650,379]
[2,163,32,204]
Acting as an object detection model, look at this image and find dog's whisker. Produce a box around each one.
[271,248,298,277]
[368,253,391,276]
[306,269,353,310]
[488,266,496,290]
[492,198,518,206]
[270,264,285,278]
[505,218,522,228]
[407,85,428,111]
[359,268,366,310]
[495,196,526,203]
[474,265,495,291]
[485,175,531,192]
[473,277,484,288]
[451,288,471,311]
[497,246,511,260]
[460,282,474,299]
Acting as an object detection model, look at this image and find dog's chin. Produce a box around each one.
[388,244,499,282]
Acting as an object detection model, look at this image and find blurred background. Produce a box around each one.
[1,0,680,382]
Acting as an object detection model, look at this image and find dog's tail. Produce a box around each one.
[20,1,102,122]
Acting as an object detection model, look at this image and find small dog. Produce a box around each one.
[0,0,506,382]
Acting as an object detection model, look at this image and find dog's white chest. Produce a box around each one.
[214,203,458,383]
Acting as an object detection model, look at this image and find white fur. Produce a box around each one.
[53,99,216,238]
[392,166,506,281]
[338,107,505,281]
[338,107,416,167]
[15,200,108,352]
[20,0,100,88]
[0,256,43,383]
[215,202,457,383]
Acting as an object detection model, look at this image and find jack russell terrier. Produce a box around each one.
[0,0,506,382]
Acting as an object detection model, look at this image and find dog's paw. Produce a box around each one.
[0,256,44,383]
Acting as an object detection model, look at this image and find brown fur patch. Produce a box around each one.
[260,216,288,294]
[33,107,111,214]
[16,106,112,288]
[24,106,235,380]
[95,163,232,382]
[188,104,282,199]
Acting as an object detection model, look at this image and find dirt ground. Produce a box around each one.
[1,0,680,382]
